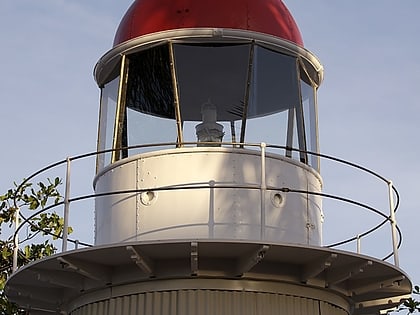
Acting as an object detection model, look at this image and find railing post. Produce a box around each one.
[356,234,361,254]
[388,180,399,267]
[12,207,20,273]
[62,157,71,252]
[260,142,266,240]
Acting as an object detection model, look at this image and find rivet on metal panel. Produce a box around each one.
[306,223,315,230]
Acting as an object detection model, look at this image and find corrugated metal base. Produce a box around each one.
[71,290,347,315]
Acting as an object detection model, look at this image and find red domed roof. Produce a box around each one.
[114,0,303,47]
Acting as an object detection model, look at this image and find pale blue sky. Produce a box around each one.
[1,0,419,290]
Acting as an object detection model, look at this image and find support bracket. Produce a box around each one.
[301,253,337,283]
[235,245,270,276]
[126,245,155,277]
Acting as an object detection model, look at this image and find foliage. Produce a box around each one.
[0,177,71,314]
[395,286,420,314]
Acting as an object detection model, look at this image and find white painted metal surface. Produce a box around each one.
[94,148,323,246]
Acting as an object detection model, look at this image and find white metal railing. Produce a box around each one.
[11,141,401,272]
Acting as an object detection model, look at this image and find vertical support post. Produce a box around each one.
[260,143,266,240]
[12,207,20,273]
[169,42,183,147]
[230,121,237,148]
[62,157,71,252]
[356,234,361,254]
[239,43,254,147]
[111,54,129,162]
[388,180,399,267]
[286,108,295,158]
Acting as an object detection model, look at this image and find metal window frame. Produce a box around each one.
[111,54,130,163]
[298,57,320,171]
[96,86,105,173]
[295,58,308,164]
[96,76,121,173]
[312,86,320,172]
[169,42,184,147]
[286,107,295,159]
[239,43,255,146]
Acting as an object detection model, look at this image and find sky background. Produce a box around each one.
[1,0,419,298]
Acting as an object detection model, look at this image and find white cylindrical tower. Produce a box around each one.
[5,0,411,314]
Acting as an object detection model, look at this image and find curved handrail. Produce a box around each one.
[11,141,401,266]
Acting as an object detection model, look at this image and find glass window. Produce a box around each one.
[182,120,241,146]
[301,80,319,170]
[248,46,300,119]
[123,45,177,155]
[126,107,177,155]
[219,120,242,144]
[246,46,301,155]
[245,111,289,154]
[126,45,174,119]
[97,75,119,170]
[285,107,301,161]
[173,44,251,145]
[96,42,320,171]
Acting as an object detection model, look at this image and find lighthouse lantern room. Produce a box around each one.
[93,0,324,247]
[5,0,411,314]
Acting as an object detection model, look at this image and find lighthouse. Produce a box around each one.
[5,0,412,314]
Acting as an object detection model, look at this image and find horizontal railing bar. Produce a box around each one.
[11,141,401,263]
[13,182,400,260]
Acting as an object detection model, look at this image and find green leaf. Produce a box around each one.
[29,198,39,210]
[24,245,30,259]
[1,245,11,260]
[1,177,65,312]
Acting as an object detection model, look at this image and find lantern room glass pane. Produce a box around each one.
[97,75,119,170]
[245,112,289,152]
[126,108,177,155]
[245,46,301,155]
[182,119,241,145]
[99,42,320,171]
[126,45,175,119]
[248,46,300,118]
[123,45,177,155]
[173,44,250,125]
[301,80,319,170]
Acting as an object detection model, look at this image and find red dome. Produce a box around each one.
[114,0,303,47]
